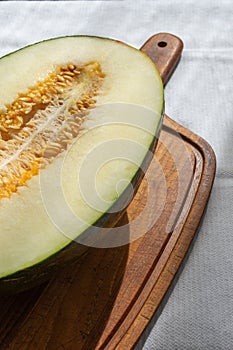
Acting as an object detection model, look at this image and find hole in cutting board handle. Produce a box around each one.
[158,41,167,47]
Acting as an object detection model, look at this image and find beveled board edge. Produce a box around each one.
[114,115,216,349]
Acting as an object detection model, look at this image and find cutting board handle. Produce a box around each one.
[141,33,183,85]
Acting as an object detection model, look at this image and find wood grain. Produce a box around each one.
[0,33,216,350]
[141,33,183,85]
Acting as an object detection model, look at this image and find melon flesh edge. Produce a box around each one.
[0,36,163,278]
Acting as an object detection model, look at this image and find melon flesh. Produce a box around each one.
[0,36,163,280]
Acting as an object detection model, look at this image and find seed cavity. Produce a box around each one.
[0,62,105,199]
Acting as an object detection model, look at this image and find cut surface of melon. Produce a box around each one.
[0,36,163,280]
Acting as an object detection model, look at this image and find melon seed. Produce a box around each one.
[0,61,105,199]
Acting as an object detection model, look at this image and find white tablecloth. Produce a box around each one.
[0,1,233,349]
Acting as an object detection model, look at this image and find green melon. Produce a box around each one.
[0,36,164,293]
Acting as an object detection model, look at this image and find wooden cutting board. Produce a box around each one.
[0,33,216,350]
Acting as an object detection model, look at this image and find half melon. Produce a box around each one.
[0,36,164,293]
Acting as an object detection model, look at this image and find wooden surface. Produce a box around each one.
[141,32,183,85]
[0,33,216,350]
